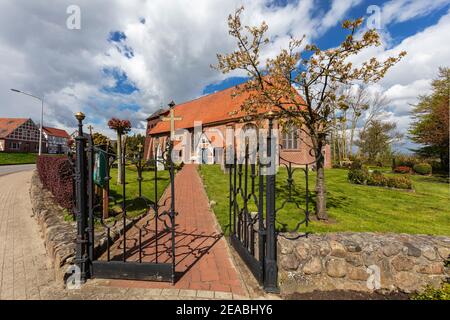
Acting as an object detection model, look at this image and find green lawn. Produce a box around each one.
[0,152,37,165]
[108,166,171,219]
[199,165,450,236]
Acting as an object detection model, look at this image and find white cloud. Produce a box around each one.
[0,0,363,138]
[381,0,450,25]
[320,0,363,32]
[0,0,448,144]
[374,9,450,136]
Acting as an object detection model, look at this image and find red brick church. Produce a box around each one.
[144,84,331,168]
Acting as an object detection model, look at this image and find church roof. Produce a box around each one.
[149,85,287,135]
[146,108,169,121]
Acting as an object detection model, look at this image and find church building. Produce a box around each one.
[144,84,331,168]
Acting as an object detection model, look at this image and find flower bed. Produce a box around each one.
[394,166,413,174]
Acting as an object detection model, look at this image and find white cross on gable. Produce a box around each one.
[160,101,182,141]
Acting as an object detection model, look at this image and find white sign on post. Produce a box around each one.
[156,144,165,171]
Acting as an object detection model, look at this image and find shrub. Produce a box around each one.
[37,156,74,209]
[332,161,352,169]
[412,284,450,300]
[350,159,363,170]
[393,166,412,174]
[367,172,389,187]
[349,168,413,190]
[394,155,419,168]
[387,176,413,190]
[413,163,432,175]
[372,170,383,176]
[348,168,369,185]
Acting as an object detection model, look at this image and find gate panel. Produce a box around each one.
[72,113,177,283]
[229,153,265,283]
[229,115,312,293]
[228,116,279,293]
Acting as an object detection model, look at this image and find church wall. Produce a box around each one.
[146,119,332,168]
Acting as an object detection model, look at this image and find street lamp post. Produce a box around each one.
[10,89,44,155]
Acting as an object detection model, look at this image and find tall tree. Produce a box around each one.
[356,119,402,163]
[343,85,370,158]
[108,118,131,184]
[92,132,115,154]
[409,67,450,173]
[214,7,406,220]
[126,134,146,157]
[92,132,109,146]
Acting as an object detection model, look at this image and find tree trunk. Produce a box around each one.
[315,145,328,220]
[117,132,123,185]
[441,151,449,173]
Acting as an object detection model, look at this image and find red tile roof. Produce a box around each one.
[150,84,302,135]
[43,127,71,139]
[0,118,29,138]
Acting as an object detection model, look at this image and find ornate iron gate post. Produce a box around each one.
[74,112,89,282]
[168,139,177,284]
[264,113,279,293]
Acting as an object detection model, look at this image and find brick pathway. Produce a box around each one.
[103,164,247,296]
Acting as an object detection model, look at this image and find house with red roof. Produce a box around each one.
[0,118,44,153]
[144,84,331,168]
[42,126,71,154]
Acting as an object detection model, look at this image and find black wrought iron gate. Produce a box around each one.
[71,112,177,283]
[228,117,279,293]
[229,116,312,293]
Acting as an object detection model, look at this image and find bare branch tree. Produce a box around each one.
[214,7,406,220]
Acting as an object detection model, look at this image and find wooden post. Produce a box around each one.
[103,188,109,219]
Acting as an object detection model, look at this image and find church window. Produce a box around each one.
[282,125,299,150]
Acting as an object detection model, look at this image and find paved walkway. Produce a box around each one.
[104,164,247,296]
[0,170,61,299]
[0,164,35,176]
[0,167,251,300]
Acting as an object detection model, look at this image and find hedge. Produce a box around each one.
[348,168,413,190]
[413,163,432,175]
[348,168,369,185]
[37,156,74,209]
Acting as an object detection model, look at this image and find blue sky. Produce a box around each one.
[1,0,449,151]
[203,0,450,95]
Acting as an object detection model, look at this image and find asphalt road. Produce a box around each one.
[0,164,36,176]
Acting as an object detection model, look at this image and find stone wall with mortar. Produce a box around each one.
[278,233,450,294]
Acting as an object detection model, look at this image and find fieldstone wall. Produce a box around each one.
[29,171,134,283]
[29,171,77,282]
[278,233,450,294]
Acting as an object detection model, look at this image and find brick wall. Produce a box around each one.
[145,118,332,168]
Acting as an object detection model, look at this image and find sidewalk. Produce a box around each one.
[0,171,61,299]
